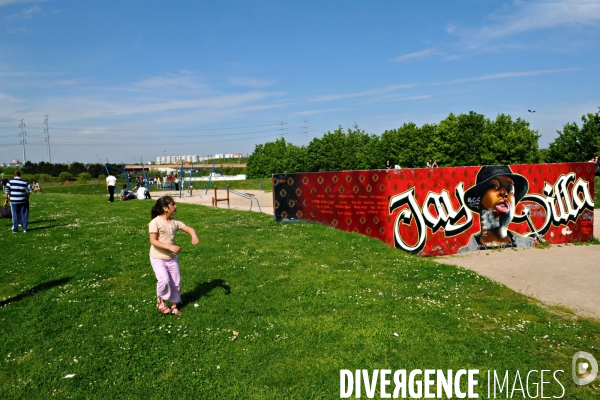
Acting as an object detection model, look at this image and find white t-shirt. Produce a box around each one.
[148,217,186,259]
[106,175,117,186]
[137,186,146,200]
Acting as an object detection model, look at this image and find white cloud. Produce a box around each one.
[3,4,44,22]
[392,48,441,63]
[54,78,86,86]
[37,91,285,124]
[22,4,41,17]
[364,94,433,104]
[0,66,288,134]
[0,0,44,6]
[228,77,275,88]
[134,71,208,91]
[307,68,572,106]
[450,0,600,45]
[294,108,348,116]
[310,84,416,102]
[0,92,20,102]
[437,68,579,84]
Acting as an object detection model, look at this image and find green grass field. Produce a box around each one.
[0,192,599,399]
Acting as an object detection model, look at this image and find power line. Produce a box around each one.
[19,119,26,163]
[302,119,308,145]
[44,115,51,163]
[278,121,287,139]
[37,122,284,132]
[43,127,283,139]
[0,133,282,147]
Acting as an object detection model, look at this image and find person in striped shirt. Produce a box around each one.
[5,170,30,233]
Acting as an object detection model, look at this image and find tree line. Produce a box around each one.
[0,162,123,182]
[246,108,600,178]
[18,161,115,178]
[0,161,247,182]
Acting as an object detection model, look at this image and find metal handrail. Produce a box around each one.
[214,187,262,213]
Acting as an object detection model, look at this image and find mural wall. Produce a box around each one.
[273,163,595,256]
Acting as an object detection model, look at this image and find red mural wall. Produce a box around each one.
[272,163,595,256]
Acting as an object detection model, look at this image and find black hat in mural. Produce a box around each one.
[463,165,529,212]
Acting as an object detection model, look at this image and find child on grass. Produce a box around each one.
[149,196,199,315]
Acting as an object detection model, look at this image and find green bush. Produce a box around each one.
[58,171,74,182]
[0,168,17,177]
[21,174,37,183]
[77,172,92,183]
[98,174,107,181]
[37,173,53,183]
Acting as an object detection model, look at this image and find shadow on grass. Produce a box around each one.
[29,218,57,224]
[26,223,70,231]
[181,279,231,308]
[0,277,72,307]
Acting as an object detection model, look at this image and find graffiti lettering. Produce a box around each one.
[389,188,426,253]
[422,186,473,235]
[513,173,594,237]
[389,183,473,254]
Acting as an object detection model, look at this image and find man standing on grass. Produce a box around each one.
[4,170,29,233]
[106,172,117,202]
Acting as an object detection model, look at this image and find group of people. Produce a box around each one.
[2,171,41,233]
[125,174,181,190]
[590,156,600,176]
[106,173,151,202]
[385,161,402,171]
[385,159,439,170]
[162,175,179,190]
[120,184,151,201]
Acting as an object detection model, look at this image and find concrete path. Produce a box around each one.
[149,188,274,216]
[434,210,600,320]
[152,189,599,320]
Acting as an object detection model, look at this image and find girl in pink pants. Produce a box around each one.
[149,196,199,315]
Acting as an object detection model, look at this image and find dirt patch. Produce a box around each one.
[148,189,274,215]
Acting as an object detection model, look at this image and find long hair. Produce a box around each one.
[151,196,174,220]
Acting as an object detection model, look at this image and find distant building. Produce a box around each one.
[153,153,240,164]
[154,153,243,165]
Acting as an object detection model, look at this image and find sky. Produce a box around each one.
[0,0,599,165]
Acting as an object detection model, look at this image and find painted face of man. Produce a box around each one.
[479,176,516,230]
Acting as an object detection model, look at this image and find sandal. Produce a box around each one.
[156,297,170,314]
[170,304,181,316]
